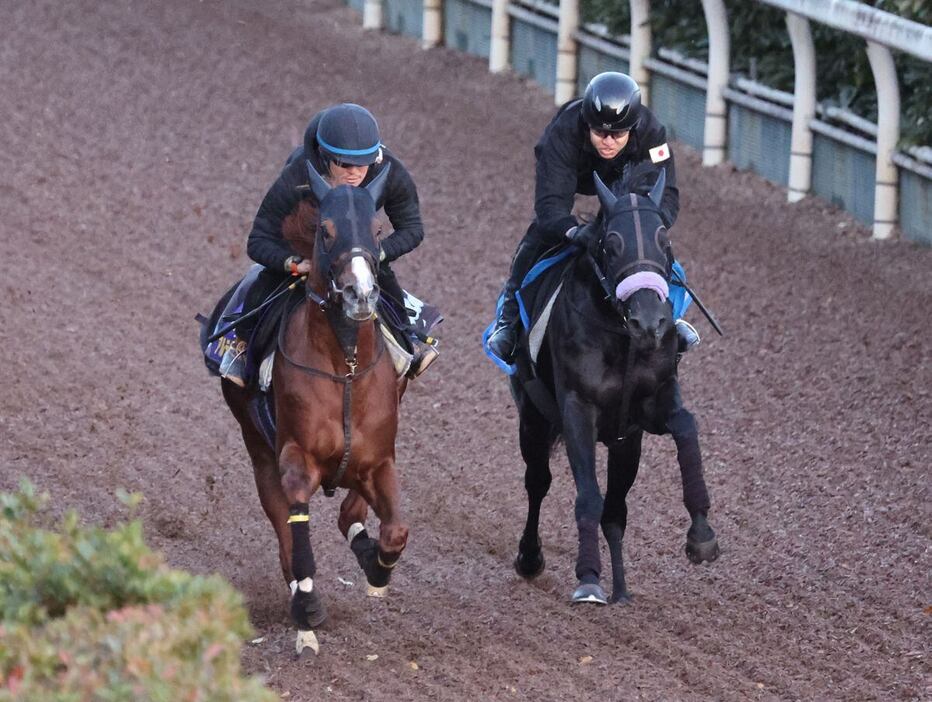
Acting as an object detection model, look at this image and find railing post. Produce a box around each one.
[629,0,651,106]
[866,41,900,240]
[786,12,815,203]
[423,0,443,49]
[700,0,729,166]
[555,0,579,104]
[363,0,383,30]
[489,0,510,73]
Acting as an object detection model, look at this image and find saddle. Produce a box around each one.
[482,244,579,377]
[198,271,442,449]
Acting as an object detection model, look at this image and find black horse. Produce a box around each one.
[512,163,719,604]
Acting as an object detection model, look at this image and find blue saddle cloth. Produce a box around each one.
[483,246,693,375]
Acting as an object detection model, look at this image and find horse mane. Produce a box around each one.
[281,199,319,260]
[610,161,663,198]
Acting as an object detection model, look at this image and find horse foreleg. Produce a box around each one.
[666,403,719,564]
[222,381,292,584]
[562,393,606,604]
[515,403,553,579]
[602,431,642,604]
[353,461,408,597]
[278,441,327,644]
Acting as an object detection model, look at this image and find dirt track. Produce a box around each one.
[2,1,930,700]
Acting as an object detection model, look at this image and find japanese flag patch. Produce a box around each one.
[649,143,670,163]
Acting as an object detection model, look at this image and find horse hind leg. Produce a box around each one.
[514,403,553,579]
[601,430,643,604]
[352,461,409,598]
[667,404,720,564]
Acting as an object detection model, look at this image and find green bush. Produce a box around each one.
[580,0,930,147]
[0,482,276,702]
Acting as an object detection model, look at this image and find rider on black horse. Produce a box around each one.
[219,102,438,386]
[485,71,700,365]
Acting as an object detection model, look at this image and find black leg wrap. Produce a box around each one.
[289,504,316,581]
[600,522,631,603]
[575,518,602,584]
[350,530,392,588]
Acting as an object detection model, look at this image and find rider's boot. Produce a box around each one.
[406,338,440,379]
[219,332,248,387]
[675,319,700,366]
[487,239,541,364]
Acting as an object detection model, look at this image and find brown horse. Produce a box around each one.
[220,162,407,655]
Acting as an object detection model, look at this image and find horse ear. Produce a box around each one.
[305,159,331,202]
[594,171,617,213]
[365,163,392,204]
[648,167,666,208]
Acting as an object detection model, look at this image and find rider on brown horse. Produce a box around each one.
[219,102,438,386]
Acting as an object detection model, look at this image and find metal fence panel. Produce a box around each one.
[444,0,492,58]
[812,134,875,225]
[649,74,705,151]
[385,0,423,38]
[727,104,791,186]
[899,169,932,245]
[510,17,558,93]
[576,44,628,96]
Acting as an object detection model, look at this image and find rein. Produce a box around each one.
[276,294,385,497]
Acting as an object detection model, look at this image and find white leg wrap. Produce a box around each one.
[296,577,314,593]
[289,579,297,596]
[346,522,366,543]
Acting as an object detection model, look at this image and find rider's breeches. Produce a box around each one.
[501,223,550,316]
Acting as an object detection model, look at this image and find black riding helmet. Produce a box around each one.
[581,72,641,132]
[309,103,382,167]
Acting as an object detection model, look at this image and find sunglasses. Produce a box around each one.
[591,127,630,140]
[331,159,368,170]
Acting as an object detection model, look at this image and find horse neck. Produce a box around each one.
[288,300,379,373]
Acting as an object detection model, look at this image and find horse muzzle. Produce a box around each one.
[342,284,380,322]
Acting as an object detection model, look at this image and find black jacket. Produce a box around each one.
[247,115,424,272]
[533,99,679,244]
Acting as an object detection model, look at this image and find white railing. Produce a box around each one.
[360,0,932,240]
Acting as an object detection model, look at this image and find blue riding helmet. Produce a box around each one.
[313,103,382,167]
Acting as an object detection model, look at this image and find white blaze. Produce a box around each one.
[350,255,375,299]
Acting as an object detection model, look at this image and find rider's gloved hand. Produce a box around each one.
[565,223,599,253]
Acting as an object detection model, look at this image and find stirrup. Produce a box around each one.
[675,319,700,352]
[486,321,518,364]
[406,341,440,379]
[219,345,247,388]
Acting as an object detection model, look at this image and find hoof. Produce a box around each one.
[366,583,388,598]
[609,590,633,605]
[295,629,320,657]
[571,583,608,605]
[686,536,720,564]
[514,551,545,579]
